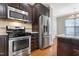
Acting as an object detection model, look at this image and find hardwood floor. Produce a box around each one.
[31,39,57,56]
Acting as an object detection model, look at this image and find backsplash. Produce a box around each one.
[0,19,32,34]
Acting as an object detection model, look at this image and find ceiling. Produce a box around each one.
[52,3,72,9]
[50,3,79,17]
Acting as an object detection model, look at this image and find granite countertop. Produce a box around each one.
[0,33,8,36]
[26,32,39,34]
[30,32,39,34]
[56,34,79,40]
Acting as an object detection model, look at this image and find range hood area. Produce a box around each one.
[0,3,32,23]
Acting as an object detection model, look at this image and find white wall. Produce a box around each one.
[57,17,65,35]
[50,4,57,43]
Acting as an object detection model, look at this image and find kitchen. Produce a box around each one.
[0,3,52,56]
[1,3,79,56]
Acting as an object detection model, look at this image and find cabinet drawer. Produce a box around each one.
[58,41,73,56]
[73,49,79,56]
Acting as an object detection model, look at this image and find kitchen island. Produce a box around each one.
[56,34,79,56]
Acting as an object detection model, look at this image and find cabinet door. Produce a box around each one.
[0,3,7,18]
[39,4,49,16]
[20,4,28,12]
[8,3,20,9]
[73,45,79,56]
[0,36,8,56]
[59,42,72,56]
[72,39,79,56]
[20,4,29,21]
[57,38,73,56]
[20,4,32,23]
[31,34,39,51]
[27,4,33,23]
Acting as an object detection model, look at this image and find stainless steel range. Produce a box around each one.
[6,26,31,56]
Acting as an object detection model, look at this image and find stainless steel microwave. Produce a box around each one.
[7,6,29,22]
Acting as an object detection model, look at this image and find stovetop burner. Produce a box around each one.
[6,26,29,38]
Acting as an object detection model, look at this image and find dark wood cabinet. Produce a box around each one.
[39,4,49,16]
[73,45,79,55]
[25,4,33,23]
[57,37,73,56]
[33,4,49,16]
[19,4,28,12]
[58,42,72,56]
[0,35,8,56]
[31,33,39,50]
[19,4,33,23]
[57,37,79,56]
[0,3,7,18]
[8,3,20,9]
[72,39,79,56]
[8,3,28,11]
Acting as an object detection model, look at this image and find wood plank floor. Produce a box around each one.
[31,39,57,56]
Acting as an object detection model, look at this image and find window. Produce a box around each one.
[75,19,79,26]
[65,19,75,35]
[65,18,79,36]
[65,27,74,35]
[65,19,75,26]
[75,19,79,36]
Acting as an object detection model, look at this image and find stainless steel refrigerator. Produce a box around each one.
[39,15,51,49]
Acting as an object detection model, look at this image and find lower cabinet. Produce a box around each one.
[31,38,39,50]
[72,42,79,55]
[57,37,79,56]
[0,35,8,56]
[72,39,79,55]
[57,37,73,56]
[57,42,73,56]
[31,34,39,51]
[73,48,79,56]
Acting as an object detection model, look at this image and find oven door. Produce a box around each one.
[9,36,31,56]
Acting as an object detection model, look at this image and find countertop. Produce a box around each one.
[30,32,39,34]
[0,33,8,36]
[25,32,39,34]
[56,34,79,40]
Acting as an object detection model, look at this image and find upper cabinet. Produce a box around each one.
[20,4,28,12]
[20,4,33,23]
[8,3,29,11]
[32,3,49,24]
[34,4,49,16]
[8,3,20,9]
[39,4,49,16]
[0,3,7,18]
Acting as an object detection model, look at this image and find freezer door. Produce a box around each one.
[42,35,50,48]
